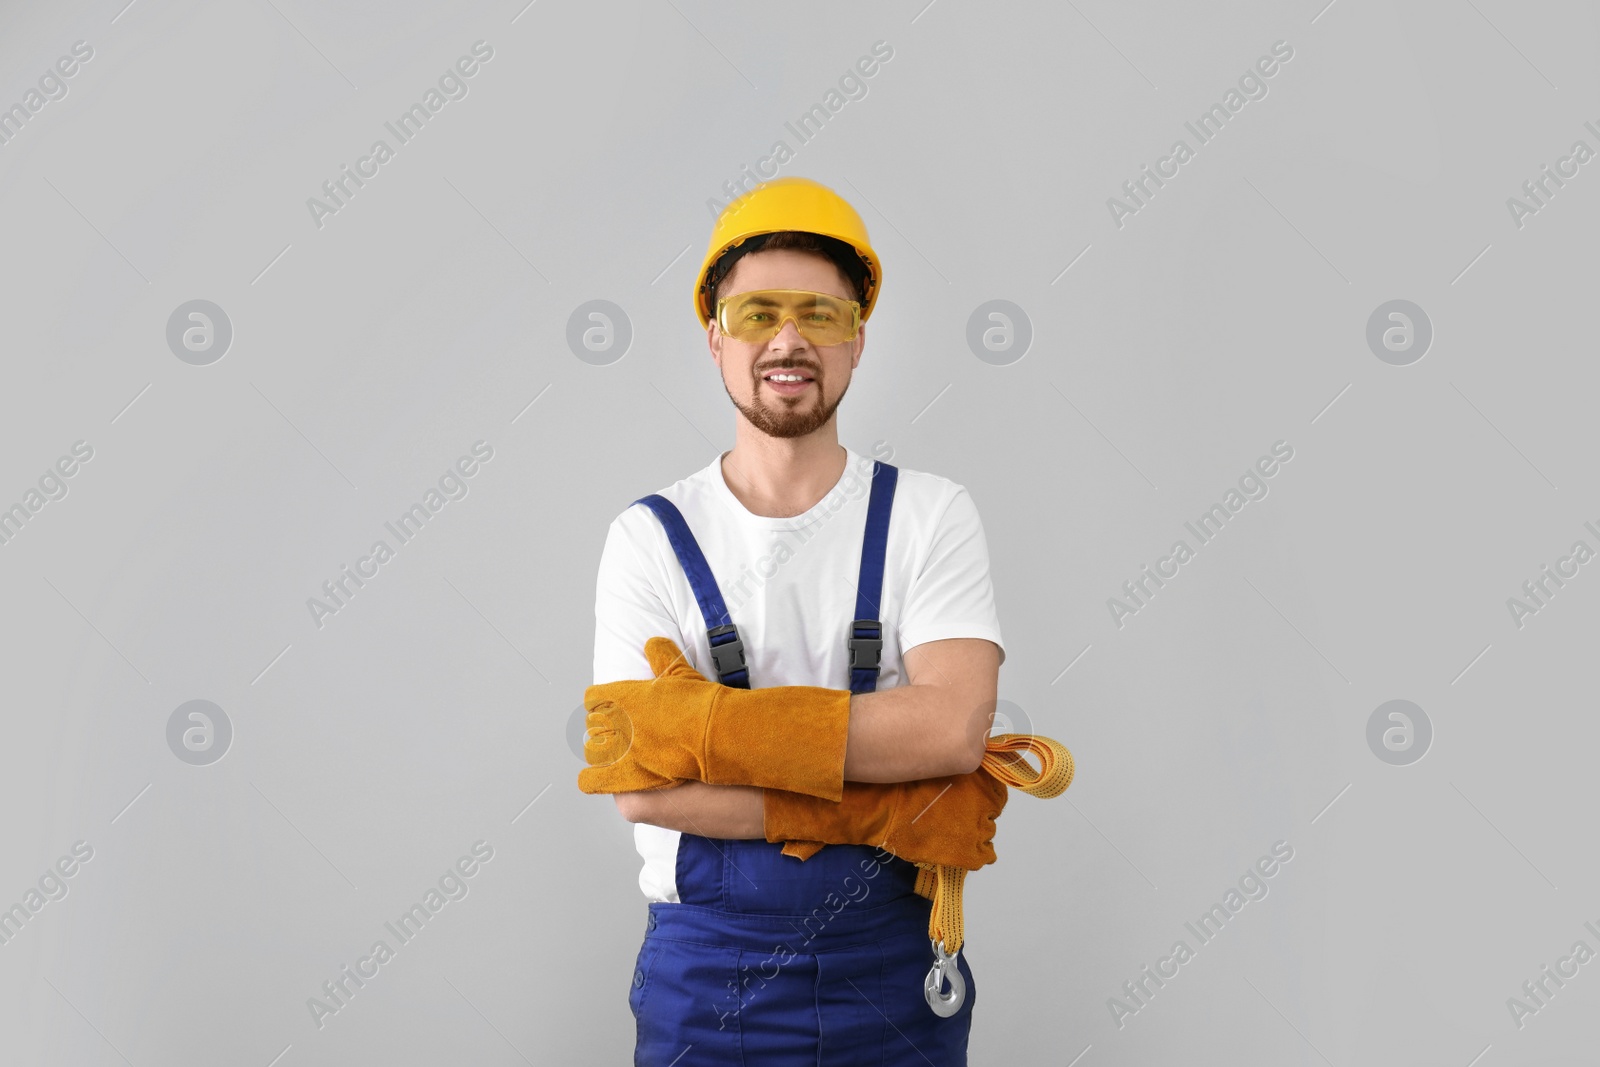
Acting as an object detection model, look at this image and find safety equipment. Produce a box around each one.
[762,764,1011,872]
[914,735,1073,971]
[716,288,863,347]
[578,636,852,801]
[694,176,882,328]
[772,731,1075,1017]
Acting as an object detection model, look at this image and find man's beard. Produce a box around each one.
[726,373,849,439]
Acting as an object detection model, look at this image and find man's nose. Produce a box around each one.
[768,317,809,350]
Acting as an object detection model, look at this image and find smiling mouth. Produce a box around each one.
[761,370,815,384]
[761,368,816,396]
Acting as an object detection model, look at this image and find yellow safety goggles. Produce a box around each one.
[714,289,862,346]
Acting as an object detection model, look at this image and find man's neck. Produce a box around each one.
[721,429,848,519]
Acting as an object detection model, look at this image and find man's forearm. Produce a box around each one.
[841,683,990,782]
[614,781,766,838]
[594,639,999,804]
[839,638,1000,783]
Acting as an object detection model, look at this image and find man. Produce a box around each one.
[583,176,1010,1065]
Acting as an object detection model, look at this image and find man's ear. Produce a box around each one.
[708,322,723,365]
[850,323,866,369]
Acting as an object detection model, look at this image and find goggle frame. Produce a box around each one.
[714,288,864,346]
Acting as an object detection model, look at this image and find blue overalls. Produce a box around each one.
[625,460,978,1066]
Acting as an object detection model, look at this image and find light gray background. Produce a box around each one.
[2,0,1596,1063]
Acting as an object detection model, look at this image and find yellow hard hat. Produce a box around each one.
[694,176,882,329]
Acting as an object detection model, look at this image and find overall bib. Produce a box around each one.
[626,461,977,1066]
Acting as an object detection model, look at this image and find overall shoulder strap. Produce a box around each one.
[631,494,750,689]
[848,461,899,694]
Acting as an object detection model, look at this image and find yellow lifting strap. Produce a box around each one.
[912,732,1075,955]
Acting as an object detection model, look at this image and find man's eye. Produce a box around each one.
[743,312,773,324]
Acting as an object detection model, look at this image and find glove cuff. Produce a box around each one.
[704,685,852,800]
[763,781,901,847]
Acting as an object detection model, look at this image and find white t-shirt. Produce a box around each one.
[591,445,1006,902]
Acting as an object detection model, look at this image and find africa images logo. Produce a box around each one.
[305,41,495,230]
[1108,841,1294,1028]
[1107,441,1294,628]
[306,840,494,1029]
[1106,40,1295,229]
[0,40,95,150]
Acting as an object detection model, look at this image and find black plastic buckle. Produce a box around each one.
[707,623,747,679]
[848,619,883,671]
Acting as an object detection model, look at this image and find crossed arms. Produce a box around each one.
[611,636,1001,838]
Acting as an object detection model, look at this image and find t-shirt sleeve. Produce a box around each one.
[896,484,1006,667]
[593,512,685,685]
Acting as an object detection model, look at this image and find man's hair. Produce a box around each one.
[705,231,871,316]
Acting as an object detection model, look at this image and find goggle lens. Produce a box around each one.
[716,290,861,346]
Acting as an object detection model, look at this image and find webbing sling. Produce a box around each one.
[912,734,1076,958]
[780,732,1078,1014]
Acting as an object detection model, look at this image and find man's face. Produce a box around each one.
[708,248,865,440]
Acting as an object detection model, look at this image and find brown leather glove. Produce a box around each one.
[762,768,1010,871]
[578,636,852,801]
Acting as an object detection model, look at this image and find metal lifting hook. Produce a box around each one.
[922,938,965,1016]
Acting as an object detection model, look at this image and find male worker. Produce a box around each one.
[582,176,1010,1064]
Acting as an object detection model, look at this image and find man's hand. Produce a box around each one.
[765,769,1010,871]
[577,638,699,794]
